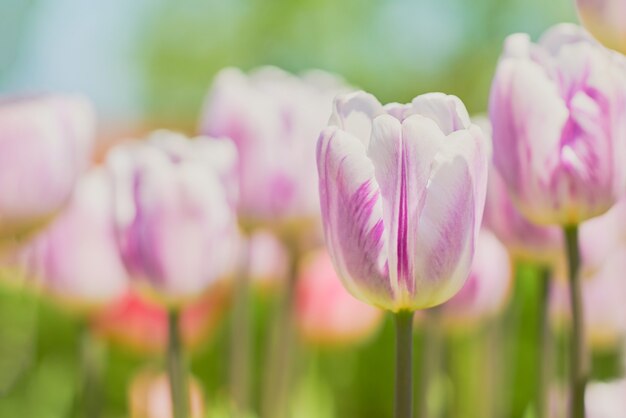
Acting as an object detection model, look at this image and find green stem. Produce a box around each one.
[395,311,414,418]
[261,241,300,418]
[230,240,251,416]
[536,266,551,418]
[77,321,104,418]
[417,307,441,418]
[563,226,586,418]
[167,309,188,418]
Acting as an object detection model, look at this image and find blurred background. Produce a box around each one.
[0,1,586,417]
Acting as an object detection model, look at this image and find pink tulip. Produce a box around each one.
[317,91,489,312]
[92,288,228,354]
[129,370,205,418]
[295,249,384,346]
[440,229,512,325]
[200,67,348,227]
[490,24,626,225]
[20,168,128,310]
[106,130,239,305]
[0,95,95,240]
[576,0,626,54]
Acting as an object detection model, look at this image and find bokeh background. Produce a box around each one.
[0,1,594,417]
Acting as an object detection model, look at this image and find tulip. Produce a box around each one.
[478,116,562,266]
[318,90,489,312]
[490,24,626,226]
[0,95,95,242]
[129,370,205,418]
[247,229,289,293]
[200,66,348,230]
[576,0,626,55]
[92,288,229,355]
[317,90,489,418]
[585,380,626,418]
[490,24,626,417]
[106,130,238,304]
[295,249,383,346]
[440,230,512,326]
[106,130,238,418]
[19,167,128,311]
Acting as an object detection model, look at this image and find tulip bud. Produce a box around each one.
[200,67,349,230]
[490,24,626,226]
[317,91,489,312]
[19,168,128,312]
[106,130,239,306]
[576,0,626,55]
[439,230,512,327]
[0,95,95,241]
[295,249,384,346]
[129,370,205,418]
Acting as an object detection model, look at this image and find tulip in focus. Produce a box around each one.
[129,370,205,418]
[295,249,384,346]
[0,95,95,242]
[106,130,239,305]
[440,230,512,326]
[490,24,626,226]
[200,66,349,230]
[576,0,626,55]
[318,90,489,312]
[20,168,128,311]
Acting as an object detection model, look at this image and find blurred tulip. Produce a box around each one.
[576,0,626,55]
[129,370,205,418]
[92,287,228,354]
[106,131,239,305]
[490,24,626,225]
[295,249,384,346]
[247,229,288,292]
[19,168,128,311]
[551,245,626,349]
[0,95,95,241]
[586,379,626,418]
[440,230,512,326]
[477,117,563,265]
[200,66,348,230]
[317,90,489,312]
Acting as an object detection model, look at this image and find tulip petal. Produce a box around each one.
[410,93,471,135]
[329,91,385,145]
[317,127,391,308]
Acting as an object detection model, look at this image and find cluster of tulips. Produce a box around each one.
[1,0,626,417]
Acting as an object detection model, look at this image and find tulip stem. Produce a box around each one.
[230,239,251,416]
[76,321,104,418]
[261,239,300,418]
[563,226,586,418]
[536,265,551,418]
[395,310,414,418]
[167,309,188,418]
[417,307,441,418]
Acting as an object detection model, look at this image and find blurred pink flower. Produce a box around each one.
[317,91,489,311]
[20,167,128,311]
[246,229,288,292]
[490,24,626,225]
[200,67,349,228]
[106,131,239,305]
[92,286,229,354]
[129,370,205,418]
[576,0,626,54]
[0,95,95,240]
[295,249,384,346]
[440,229,512,326]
